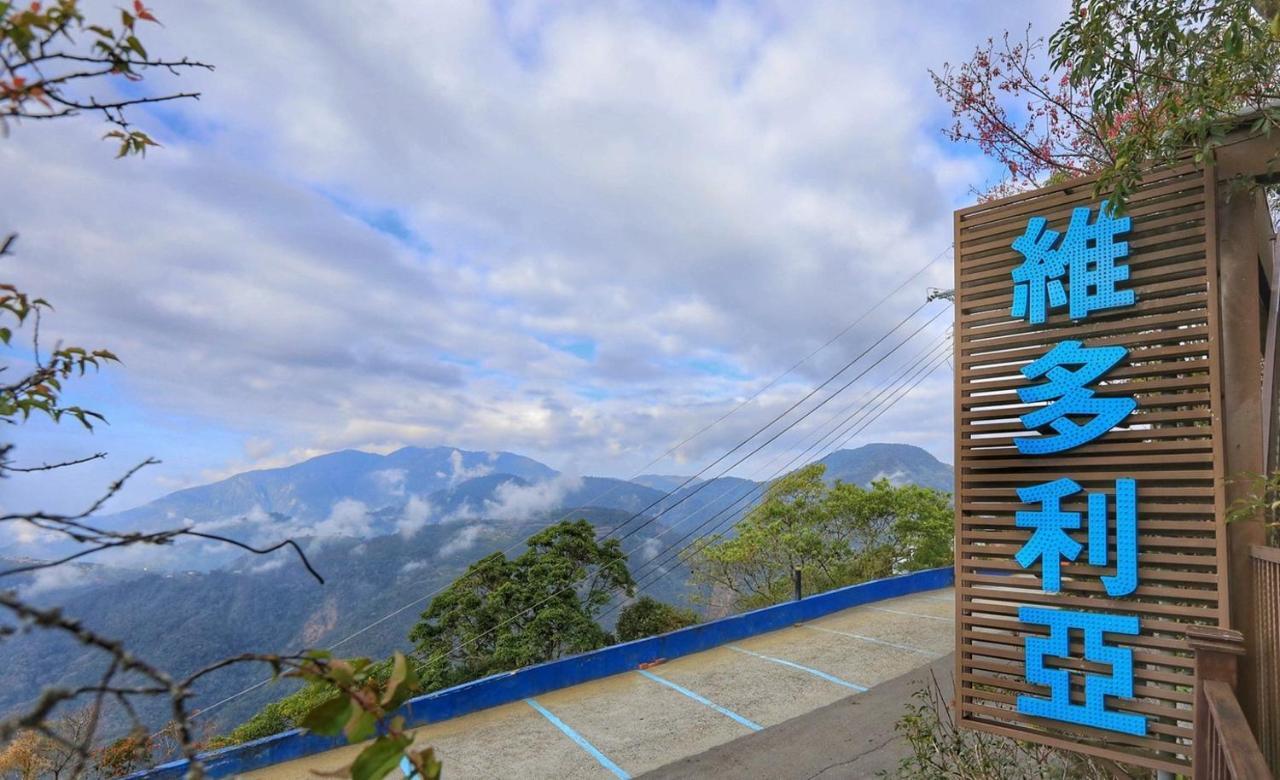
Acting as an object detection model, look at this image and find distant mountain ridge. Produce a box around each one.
[816,443,954,492]
[41,443,954,572]
[0,442,953,740]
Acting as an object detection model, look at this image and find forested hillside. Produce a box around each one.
[0,442,952,742]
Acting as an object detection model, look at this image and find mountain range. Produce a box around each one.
[0,442,952,738]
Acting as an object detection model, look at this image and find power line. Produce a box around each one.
[189,249,951,721]
[608,332,953,594]
[623,332,952,581]
[618,347,954,609]
[619,336,954,597]
[399,304,952,671]
[607,301,948,546]
[403,305,952,670]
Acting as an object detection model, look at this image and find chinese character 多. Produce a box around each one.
[1018,606,1147,736]
[1010,201,1135,324]
[1015,477,1138,596]
[1015,340,1136,455]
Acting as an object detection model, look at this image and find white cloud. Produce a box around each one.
[401,559,429,574]
[0,1,1069,515]
[637,536,663,563]
[249,557,286,574]
[20,566,89,597]
[396,495,434,538]
[437,525,487,559]
[371,468,408,497]
[478,472,584,521]
[312,499,374,538]
[446,449,493,486]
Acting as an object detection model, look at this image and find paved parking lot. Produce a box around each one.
[250,587,955,780]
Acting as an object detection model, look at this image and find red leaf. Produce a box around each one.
[134,0,158,22]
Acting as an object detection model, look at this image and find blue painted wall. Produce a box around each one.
[135,566,953,778]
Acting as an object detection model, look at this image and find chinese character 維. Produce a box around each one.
[1016,340,1136,455]
[1011,216,1068,325]
[1015,478,1138,597]
[1010,201,1134,324]
[1018,606,1147,736]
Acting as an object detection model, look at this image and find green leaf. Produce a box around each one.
[350,735,412,780]
[125,35,146,59]
[326,659,356,687]
[8,24,32,54]
[344,709,377,743]
[299,696,353,737]
[381,652,416,708]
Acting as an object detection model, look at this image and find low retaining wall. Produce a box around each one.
[137,566,953,778]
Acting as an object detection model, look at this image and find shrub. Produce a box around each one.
[616,597,699,642]
[888,671,1143,779]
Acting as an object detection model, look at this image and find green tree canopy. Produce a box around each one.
[616,596,699,642]
[687,465,952,611]
[934,0,1280,209]
[409,519,635,689]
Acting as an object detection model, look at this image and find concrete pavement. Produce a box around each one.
[640,654,954,779]
[248,587,955,780]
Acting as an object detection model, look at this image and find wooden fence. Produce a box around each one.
[1250,545,1280,777]
[1188,625,1271,778]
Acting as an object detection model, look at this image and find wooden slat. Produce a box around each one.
[952,163,1226,772]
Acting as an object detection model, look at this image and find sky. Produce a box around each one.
[1,0,1068,518]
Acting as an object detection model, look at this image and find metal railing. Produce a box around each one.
[1188,625,1272,778]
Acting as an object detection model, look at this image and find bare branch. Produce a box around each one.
[6,451,107,473]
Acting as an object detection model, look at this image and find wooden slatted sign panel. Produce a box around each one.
[952,163,1227,773]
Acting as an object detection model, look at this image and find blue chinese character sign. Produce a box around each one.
[1011,201,1134,324]
[1018,607,1147,736]
[1015,340,1136,454]
[953,176,1229,774]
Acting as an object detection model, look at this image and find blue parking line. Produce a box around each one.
[800,624,934,655]
[636,669,762,731]
[526,698,630,779]
[728,646,868,691]
[868,605,953,622]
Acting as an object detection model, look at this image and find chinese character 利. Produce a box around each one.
[1015,340,1136,455]
[1014,478,1139,597]
[1014,478,1082,595]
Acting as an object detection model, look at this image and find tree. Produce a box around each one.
[90,732,150,779]
[615,597,699,642]
[825,478,955,576]
[687,466,953,612]
[0,730,51,780]
[40,708,94,780]
[688,465,844,610]
[933,1,1280,208]
[0,0,212,156]
[1,4,438,778]
[410,519,635,689]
